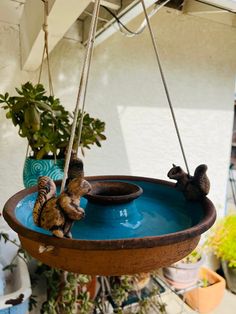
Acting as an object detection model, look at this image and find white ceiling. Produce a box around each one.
[203,0,236,11]
[0,0,235,70]
[0,0,25,25]
[0,0,236,26]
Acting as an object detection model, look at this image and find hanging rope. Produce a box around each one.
[140,0,190,176]
[25,0,54,160]
[38,0,54,96]
[60,0,101,192]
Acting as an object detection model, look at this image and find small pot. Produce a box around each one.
[221,260,236,293]
[132,273,150,291]
[185,267,225,313]
[163,256,204,289]
[23,157,64,188]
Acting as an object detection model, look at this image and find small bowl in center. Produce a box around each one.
[85,181,143,205]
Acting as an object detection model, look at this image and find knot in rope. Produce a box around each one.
[42,23,48,33]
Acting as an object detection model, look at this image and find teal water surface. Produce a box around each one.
[15,180,204,240]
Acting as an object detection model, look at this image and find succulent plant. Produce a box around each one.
[0,82,106,159]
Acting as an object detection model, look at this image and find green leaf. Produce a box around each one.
[6,111,11,119]
[36,148,47,159]
[35,102,53,112]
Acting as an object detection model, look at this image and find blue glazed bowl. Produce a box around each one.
[84,181,143,228]
[3,176,217,275]
[23,157,64,188]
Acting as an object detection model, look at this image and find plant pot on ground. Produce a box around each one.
[162,248,203,289]
[206,213,236,293]
[0,82,106,187]
[184,266,225,313]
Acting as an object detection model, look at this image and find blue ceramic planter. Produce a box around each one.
[23,157,64,188]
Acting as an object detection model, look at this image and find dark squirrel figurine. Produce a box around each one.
[33,155,91,238]
[167,164,210,201]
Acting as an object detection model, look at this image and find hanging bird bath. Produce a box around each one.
[3,175,216,276]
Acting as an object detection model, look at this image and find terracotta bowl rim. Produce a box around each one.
[3,175,216,251]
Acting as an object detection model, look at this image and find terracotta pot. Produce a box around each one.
[85,276,97,300]
[221,260,236,293]
[163,256,204,289]
[184,267,225,313]
[132,273,150,291]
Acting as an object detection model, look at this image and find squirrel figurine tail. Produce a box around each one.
[167,164,210,201]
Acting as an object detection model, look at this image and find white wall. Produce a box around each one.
[0,8,236,229]
[85,8,236,216]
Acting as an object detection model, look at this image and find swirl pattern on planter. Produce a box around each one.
[23,158,64,188]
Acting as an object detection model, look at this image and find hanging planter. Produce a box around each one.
[3,175,216,276]
[0,82,106,188]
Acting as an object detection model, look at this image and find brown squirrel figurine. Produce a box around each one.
[33,156,91,238]
[167,164,210,201]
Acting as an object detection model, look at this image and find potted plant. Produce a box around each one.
[206,213,236,293]
[162,248,204,289]
[184,266,225,313]
[0,82,106,187]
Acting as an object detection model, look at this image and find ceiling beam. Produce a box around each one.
[90,0,160,46]
[20,0,90,71]
[183,0,236,27]
[0,0,25,25]
[97,0,121,10]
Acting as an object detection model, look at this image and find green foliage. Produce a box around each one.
[0,82,106,159]
[201,277,210,288]
[36,264,93,314]
[110,275,134,309]
[181,248,202,264]
[206,214,236,268]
